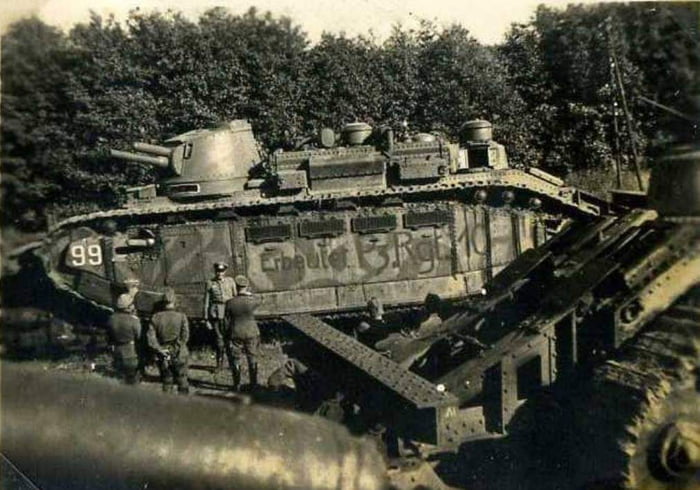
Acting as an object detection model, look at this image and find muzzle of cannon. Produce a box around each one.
[1,362,388,490]
[110,148,171,169]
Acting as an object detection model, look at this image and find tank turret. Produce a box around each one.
[647,95,700,218]
[111,120,262,200]
[459,119,493,143]
[647,142,700,217]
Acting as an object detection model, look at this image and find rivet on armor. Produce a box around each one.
[620,300,642,323]
[474,189,488,203]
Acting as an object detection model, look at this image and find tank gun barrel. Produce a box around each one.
[133,142,174,157]
[1,362,387,490]
[110,149,170,169]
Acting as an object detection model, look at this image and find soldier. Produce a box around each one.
[123,277,141,301]
[107,294,142,385]
[268,358,319,410]
[204,262,237,371]
[268,358,345,421]
[415,293,443,337]
[147,288,190,394]
[122,277,148,377]
[353,297,389,348]
[224,276,262,392]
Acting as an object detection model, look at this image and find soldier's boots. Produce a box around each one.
[163,384,176,394]
[231,364,241,392]
[215,350,224,372]
[125,372,141,385]
[249,363,259,390]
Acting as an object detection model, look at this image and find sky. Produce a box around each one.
[0,0,610,44]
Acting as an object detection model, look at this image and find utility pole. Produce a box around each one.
[608,51,624,189]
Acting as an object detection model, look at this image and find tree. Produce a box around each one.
[3,4,698,230]
[499,3,699,172]
[1,18,81,229]
[412,23,532,164]
[301,34,385,130]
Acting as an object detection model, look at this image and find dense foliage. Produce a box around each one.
[500,3,699,172]
[2,3,698,230]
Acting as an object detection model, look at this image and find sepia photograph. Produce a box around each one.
[1,1,699,488]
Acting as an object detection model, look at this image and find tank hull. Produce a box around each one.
[36,169,603,319]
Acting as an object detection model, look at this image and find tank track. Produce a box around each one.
[48,169,604,232]
[570,287,700,488]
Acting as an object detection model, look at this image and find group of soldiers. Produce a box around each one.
[107,262,261,394]
[108,261,446,398]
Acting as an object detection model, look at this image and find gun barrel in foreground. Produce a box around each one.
[1,362,387,490]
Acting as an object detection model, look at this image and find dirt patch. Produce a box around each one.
[11,341,292,404]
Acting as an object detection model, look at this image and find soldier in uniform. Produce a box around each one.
[224,276,262,391]
[353,297,389,348]
[267,358,345,421]
[268,358,320,410]
[148,288,190,394]
[415,293,443,337]
[121,277,149,377]
[204,262,237,371]
[107,294,142,385]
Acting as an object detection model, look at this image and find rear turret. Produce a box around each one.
[269,119,510,193]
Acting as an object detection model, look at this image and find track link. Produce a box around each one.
[571,288,700,489]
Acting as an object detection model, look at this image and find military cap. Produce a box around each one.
[162,287,177,305]
[234,275,250,288]
[214,262,228,272]
[424,293,441,313]
[116,293,134,311]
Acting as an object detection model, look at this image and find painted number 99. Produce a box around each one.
[70,244,103,266]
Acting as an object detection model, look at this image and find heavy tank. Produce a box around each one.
[27,119,605,319]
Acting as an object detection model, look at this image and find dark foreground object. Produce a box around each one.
[1,362,387,490]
